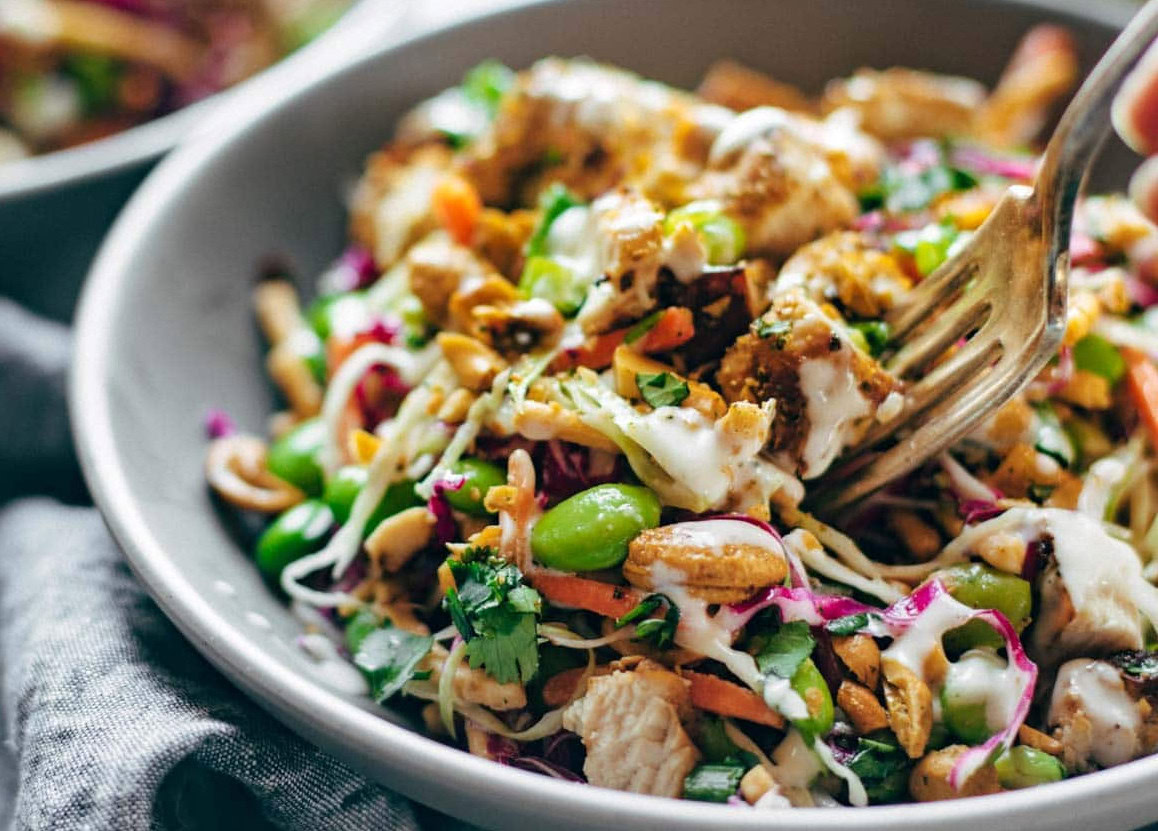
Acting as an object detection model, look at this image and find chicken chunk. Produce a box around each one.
[461,57,730,207]
[574,189,666,333]
[821,67,986,142]
[691,107,864,256]
[716,290,901,478]
[774,231,912,318]
[562,662,700,797]
[1047,659,1158,772]
[1032,561,1144,668]
[350,145,453,268]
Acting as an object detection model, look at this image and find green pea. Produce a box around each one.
[267,418,327,496]
[322,465,423,534]
[994,746,1065,789]
[255,499,334,579]
[531,483,661,571]
[939,563,1031,654]
[790,657,834,739]
[663,201,746,264]
[444,458,508,517]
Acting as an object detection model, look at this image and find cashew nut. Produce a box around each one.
[205,435,304,513]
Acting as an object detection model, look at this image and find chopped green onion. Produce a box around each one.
[525,183,582,257]
[850,321,890,358]
[1073,333,1126,384]
[461,60,515,115]
[518,256,586,316]
[683,763,745,802]
[624,310,662,344]
[664,201,746,264]
[1033,402,1076,469]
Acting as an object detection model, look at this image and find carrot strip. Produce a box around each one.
[532,572,645,619]
[556,307,697,371]
[637,307,695,353]
[432,173,482,246]
[684,670,786,728]
[1124,348,1158,446]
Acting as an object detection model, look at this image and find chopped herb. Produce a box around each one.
[443,547,542,684]
[682,763,746,802]
[845,731,913,804]
[615,592,680,649]
[861,142,978,215]
[850,321,890,358]
[825,612,870,636]
[1112,650,1158,678]
[754,620,816,679]
[525,183,582,258]
[461,60,515,115]
[351,621,434,703]
[61,53,122,115]
[753,317,792,347]
[893,220,964,277]
[635,371,690,408]
[624,310,662,344]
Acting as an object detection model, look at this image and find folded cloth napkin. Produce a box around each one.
[0,298,435,831]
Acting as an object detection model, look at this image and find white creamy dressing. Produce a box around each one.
[660,221,709,282]
[410,87,489,143]
[709,106,794,165]
[944,649,1024,735]
[656,519,787,558]
[1030,508,1158,633]
[880,591,975,680]
[1049,659,1141,768]
[545,205,600,284]
[298,632,370,696]
[795,358,872,479]
[1077,456,1129,519]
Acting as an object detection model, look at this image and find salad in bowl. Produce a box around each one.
[203,26,1158,808]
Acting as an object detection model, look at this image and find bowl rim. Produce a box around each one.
[0,0,410,201]
[70,0,1158,827]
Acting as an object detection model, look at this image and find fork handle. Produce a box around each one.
[1036,0,1158,249]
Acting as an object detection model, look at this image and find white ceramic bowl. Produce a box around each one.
[0,0,408,321]
[73,0,1157,828]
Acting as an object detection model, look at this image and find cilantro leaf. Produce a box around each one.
[1112,650,1158,679]
[615,593,680,649]
[754,621,815,679]
[635,372,690,408]
[825,613,870,636]
[353,624,434,703]
[443,548,542,684]
[753,317,791,347]
[845,732,913,804]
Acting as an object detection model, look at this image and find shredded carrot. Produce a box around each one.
[683,670,786,728]
[531,572,645,619]
[432,173,482,246]
[1124,348,1158,446]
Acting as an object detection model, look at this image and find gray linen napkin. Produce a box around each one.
[0,298,425,830]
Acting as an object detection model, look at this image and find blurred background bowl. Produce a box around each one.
[73,0,1156,828]
[0,0,409,322]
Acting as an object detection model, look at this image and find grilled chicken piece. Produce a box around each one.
[562,661,700,797]
[690,108,864,256]
[350,145,453,268]
[404,230,499,327]
[774,230,912,319]
[821,67,986,142]
[1032,561,1144,669]
[1047,658,1158,773]
[716,290,901,479]
[461,57,730,208]
[574,188,666,333]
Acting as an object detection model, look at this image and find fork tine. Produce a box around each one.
[886,253,979,341]
[814,336,1042,512]
[886,296,992,378]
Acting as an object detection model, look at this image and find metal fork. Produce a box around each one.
[811,0,1158,512]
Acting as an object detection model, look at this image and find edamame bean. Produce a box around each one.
[444,458,508,517]
[530,483,661,571]
[994,745,1065,789]
[939,563,1031,653]
[790,657,834,739]
[255,499,334,579]
[940,649,1006,745]
[267,418,327,495]
[322,465,422,533]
